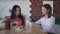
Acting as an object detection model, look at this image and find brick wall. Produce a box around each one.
[30,0,42,22]
[30,0,60,22]
[54,0,60,20]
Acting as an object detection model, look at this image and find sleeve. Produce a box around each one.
[35,18,42,25]
[40,17,55,32]
[46,17,55,32]
[5,16,11,22]
[48,17,55,30]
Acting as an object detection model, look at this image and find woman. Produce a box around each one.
[5,5,25,29]
[35,4,55,34]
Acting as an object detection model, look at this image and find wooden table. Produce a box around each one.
[0,23,47,34]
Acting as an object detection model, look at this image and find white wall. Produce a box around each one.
[0,0,32,21]
[0,0,32,26]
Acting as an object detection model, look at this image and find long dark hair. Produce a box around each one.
[42,4,52,18]
[10,5,25,26]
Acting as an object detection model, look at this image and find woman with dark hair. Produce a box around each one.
[5,5,25,30]
[34,4,55,34]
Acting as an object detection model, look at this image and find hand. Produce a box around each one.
[0,23,5,28]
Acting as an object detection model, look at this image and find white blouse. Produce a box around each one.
[35,15,55,33]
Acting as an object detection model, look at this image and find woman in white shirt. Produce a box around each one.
[35,4,55,34]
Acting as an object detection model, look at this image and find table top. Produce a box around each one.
[0,23,47,34]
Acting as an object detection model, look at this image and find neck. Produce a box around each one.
[44,14,49,18]
[45,13,48,16]
[15,16,19,18]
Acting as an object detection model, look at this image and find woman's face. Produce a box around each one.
[42,6,48,15]
[15,7,20,16]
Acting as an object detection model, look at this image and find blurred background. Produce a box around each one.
[0,0,60,34]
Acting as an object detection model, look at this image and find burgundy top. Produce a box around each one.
[5,16,25,26]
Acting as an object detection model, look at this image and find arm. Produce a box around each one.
[35,18,42,25]
[47,17,55,31]
[40,17,55,32]
[33,18,42,29]
[5,16,11,29]
[42,17,55,32]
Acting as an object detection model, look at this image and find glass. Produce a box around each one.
[25,22,32,32]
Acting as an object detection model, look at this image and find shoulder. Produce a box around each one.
[21,14,25,19]
[5,16,11,20]
[22,16,25,19]
[51,16,55,19]
[23,16,25,18]
[40,16,45,20]
[37,17,44,22]
[49,16,55,21]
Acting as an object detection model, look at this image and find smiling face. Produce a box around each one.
[42,6,48,15]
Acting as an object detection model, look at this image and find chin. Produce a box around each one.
[17,14,19,15]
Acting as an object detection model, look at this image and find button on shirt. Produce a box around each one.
[35,15,55,33]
